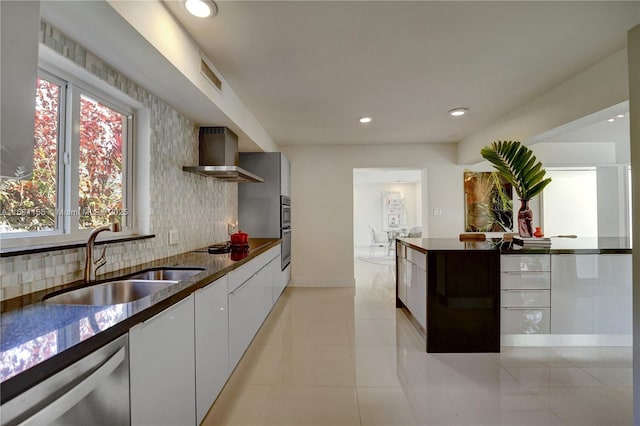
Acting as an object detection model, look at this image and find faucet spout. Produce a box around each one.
[84,222,122,283]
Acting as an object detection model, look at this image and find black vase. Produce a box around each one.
[518,199,533,238]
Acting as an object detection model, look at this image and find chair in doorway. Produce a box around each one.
[407,226,422,238]
[368,225,389,257]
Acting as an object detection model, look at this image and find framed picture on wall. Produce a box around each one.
[464,171,513,232]
[382,191,404,230]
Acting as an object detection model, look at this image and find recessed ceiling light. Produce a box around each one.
[448,108,468,117]
[608,118,615,122]
[617,114,625,118]
[358,116,373,124]
[185,0,217,18]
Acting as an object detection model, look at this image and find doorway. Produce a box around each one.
[352,168,424,295]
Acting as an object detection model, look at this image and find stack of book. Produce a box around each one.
[512,236,551,248]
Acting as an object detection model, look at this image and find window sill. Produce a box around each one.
[0,234,155,258]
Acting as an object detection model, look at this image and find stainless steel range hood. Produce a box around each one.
[182,127,264,183]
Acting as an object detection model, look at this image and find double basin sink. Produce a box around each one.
[43,267,205,306]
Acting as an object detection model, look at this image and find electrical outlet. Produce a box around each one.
[433,208,443,216]
[169,229,179,245]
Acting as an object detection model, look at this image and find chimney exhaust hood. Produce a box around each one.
[183,127,264,183]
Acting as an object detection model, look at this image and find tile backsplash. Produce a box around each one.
[0,21,237,301]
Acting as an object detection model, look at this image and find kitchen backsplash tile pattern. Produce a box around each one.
[0,21,237,301]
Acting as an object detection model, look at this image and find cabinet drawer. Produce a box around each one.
[397,243,406,259]
[228,247,278,292]
[501,308,550,334]
[408,248,426,270]
[501,290,550,308]
[501,254,550,272]
[500,271,550,289]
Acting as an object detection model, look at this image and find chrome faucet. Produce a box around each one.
[84,222,122,282]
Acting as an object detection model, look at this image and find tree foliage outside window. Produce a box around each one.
[0,75,128,234]
[0,77,59,232]
[78,94,125,229]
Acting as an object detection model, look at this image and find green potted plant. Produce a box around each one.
[480,140,551,237]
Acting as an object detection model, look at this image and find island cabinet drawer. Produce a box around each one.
[501,289,550,308]
[396,243,406,259]
[501,308,550,334]
[500,271,551,289]
[407,248,426,270]
[501,254,550,272]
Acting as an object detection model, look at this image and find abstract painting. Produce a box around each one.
[464,171,513,232]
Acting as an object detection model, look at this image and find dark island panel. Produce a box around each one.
[427,250,500,353]
[396,238,500,353]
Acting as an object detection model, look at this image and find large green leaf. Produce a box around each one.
[480,141,551,199]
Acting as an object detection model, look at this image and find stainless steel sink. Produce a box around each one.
[43,279,178,305]
[127,267,205,281]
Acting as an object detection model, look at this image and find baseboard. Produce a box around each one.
[501,334,632,347]
[290,277,355,287]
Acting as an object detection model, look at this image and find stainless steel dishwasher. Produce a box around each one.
[1,334,130,426]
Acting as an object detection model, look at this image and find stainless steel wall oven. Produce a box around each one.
[280,196,291,270]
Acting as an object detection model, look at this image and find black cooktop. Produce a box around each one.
[203,242,250,254]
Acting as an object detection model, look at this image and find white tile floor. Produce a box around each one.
[202,248,633,425]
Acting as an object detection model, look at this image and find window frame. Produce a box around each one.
[0,64,135,241]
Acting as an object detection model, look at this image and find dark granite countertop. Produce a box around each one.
[397,237,502,253]
[0,238,280,404]
[398,237,632,255]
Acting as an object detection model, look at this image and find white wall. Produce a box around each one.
[281,143,462,287]
[353,181,421,246]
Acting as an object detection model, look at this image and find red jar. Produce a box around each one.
[230,230,249,245]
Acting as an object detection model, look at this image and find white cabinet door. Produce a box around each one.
[405,261,426,330]
[271,255,283,304]
[130,295,195,426]
[228,274,263,369]
[592,254,632,334]
[501,308,551,334]
[257,266,270,323]
[551,254,632,334]
[280,263,291,298]
[397,257,407,305]
[195,277,228,424]
[280,153,291,197]
[0,1,39,179]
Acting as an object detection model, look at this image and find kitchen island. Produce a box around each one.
[396,238,501,353]
[397,236,632,351]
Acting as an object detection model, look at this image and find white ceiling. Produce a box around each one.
[163,1,639,147]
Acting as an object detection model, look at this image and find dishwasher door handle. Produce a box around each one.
[20,347,126,426]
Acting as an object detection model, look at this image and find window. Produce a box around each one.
[0,69,132,237]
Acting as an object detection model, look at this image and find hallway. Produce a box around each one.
[202,250,633,425]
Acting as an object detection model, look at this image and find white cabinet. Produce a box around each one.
[406,257,426,329]
[195,276,228,424]
[1,1,39,178]
[280,153,291,197]
[500,254,551,334]
[228,273,263,368]
[397,245,426,330]
[397,258,407,305]
[130,295,195,426]
[227,246,280,369]
[281,263,291,294]
[551,254,632,334]
[271,254,284,304]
